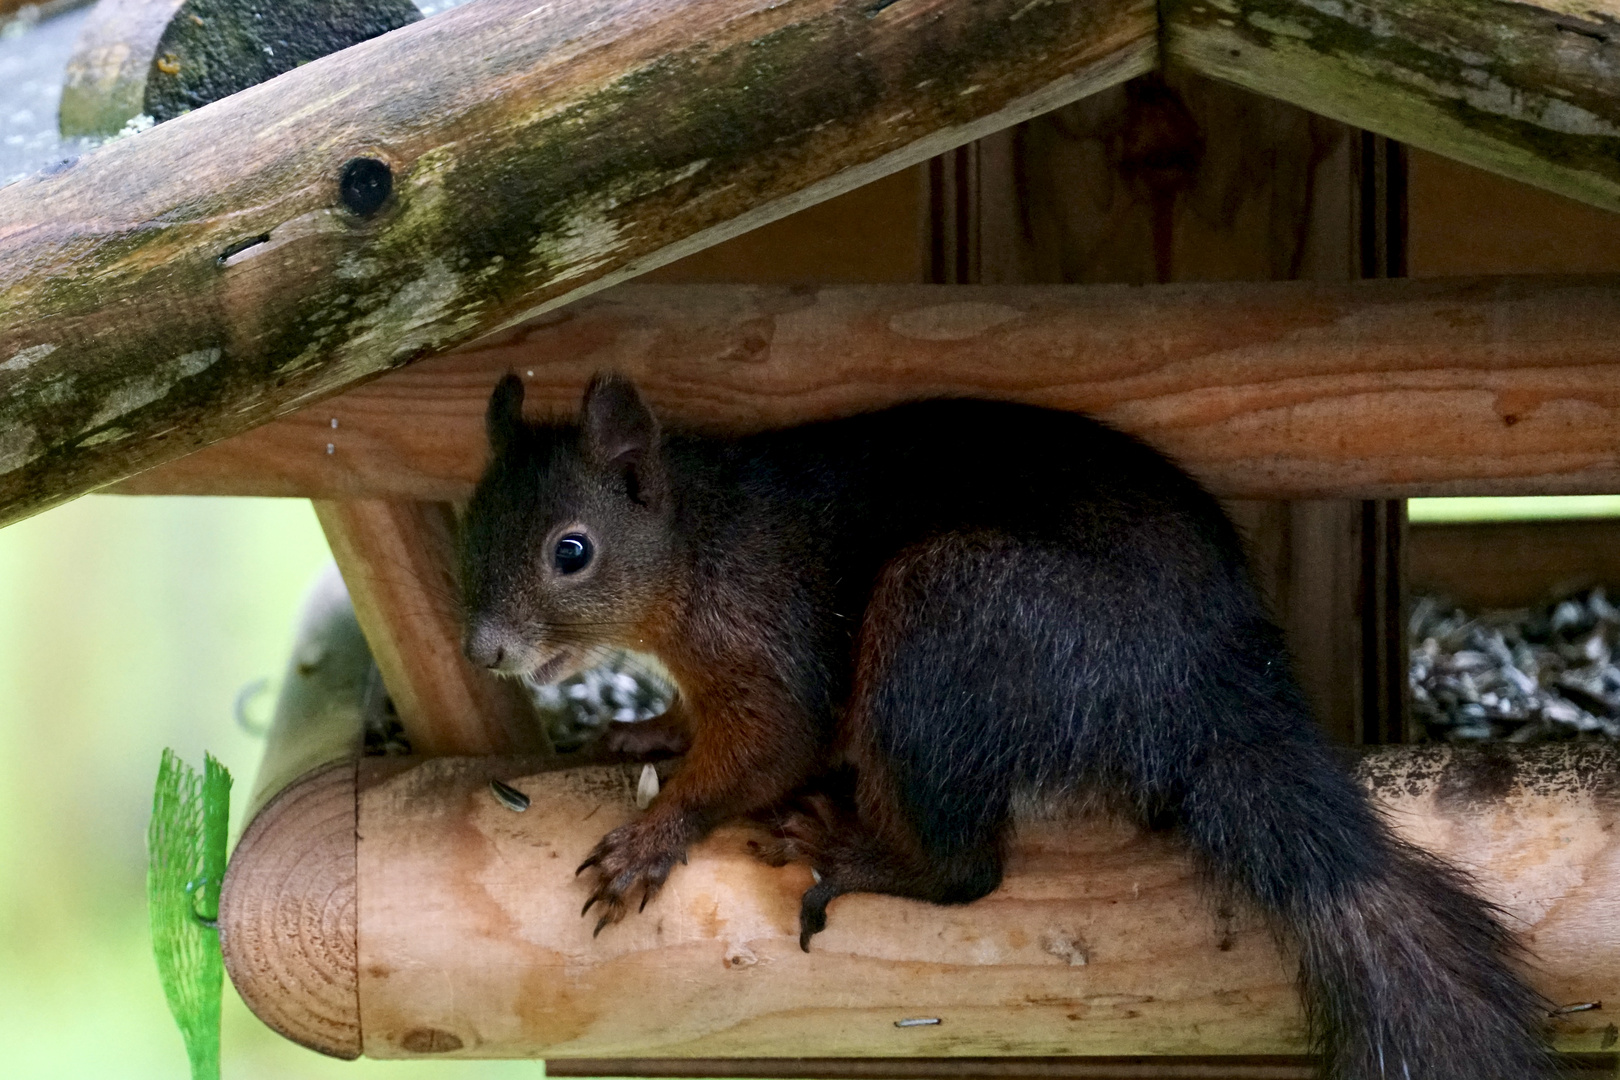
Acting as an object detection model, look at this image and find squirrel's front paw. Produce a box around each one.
[576,816,690,934]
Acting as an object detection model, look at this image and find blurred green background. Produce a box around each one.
[0,494,536,1078]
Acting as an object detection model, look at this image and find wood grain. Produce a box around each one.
[215,745,1620,1059]
[0,0,1154,528]
[314,499,544,757]
[971,73,1359,287]
[1164,0,1620,214]
[219,761,360,1059]
[114,276,1620,501]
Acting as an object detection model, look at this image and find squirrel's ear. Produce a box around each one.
[581,372,664,507]
[486,374,526,456]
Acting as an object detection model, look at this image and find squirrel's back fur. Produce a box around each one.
[461,374,1551,1080]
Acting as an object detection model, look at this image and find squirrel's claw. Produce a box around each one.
[798,880,839,952]
[576,816,690,933]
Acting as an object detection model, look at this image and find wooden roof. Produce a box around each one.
[2,0,1619,525]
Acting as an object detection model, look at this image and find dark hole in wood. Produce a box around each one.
[340,156,392,217]
[216,233,270,265]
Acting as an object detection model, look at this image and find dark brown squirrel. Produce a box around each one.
[460,372,1551,1080]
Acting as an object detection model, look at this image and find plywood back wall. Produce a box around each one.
[1405,148,1620,614]
[643,168,926,284]
[1408,148,1620,276]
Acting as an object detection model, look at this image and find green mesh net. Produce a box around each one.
[148,749,232,1080]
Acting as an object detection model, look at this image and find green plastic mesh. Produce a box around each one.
[148,749,232,1080]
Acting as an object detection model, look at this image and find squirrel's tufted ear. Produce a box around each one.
[486,374,526,457]
[581,372,664,507]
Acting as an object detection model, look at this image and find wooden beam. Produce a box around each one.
[113,276,1620,501]
[217,744,1620,1059]
[314,499,544,757]
[1165,0,1620,215]
[0,0,1155,530]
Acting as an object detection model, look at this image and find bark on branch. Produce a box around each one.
[0,0,1155,527]
[1164,0,1620,214]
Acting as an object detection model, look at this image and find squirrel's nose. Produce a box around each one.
[463,623,517,671]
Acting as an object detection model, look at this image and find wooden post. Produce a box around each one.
[218,744,1620,1060]
[314,499,545,757]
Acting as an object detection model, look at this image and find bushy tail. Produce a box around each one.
[1180,736,1552,1080]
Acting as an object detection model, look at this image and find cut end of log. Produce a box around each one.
[220,760,361,1059]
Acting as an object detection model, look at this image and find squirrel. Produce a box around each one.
[460,372,1550,1080]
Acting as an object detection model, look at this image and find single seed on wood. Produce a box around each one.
[489,778,529,813]
[1551,1002,1601,1015]
[895,1017,942,1027]
[634,763,659,810]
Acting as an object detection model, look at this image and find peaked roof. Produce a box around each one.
[1,0,1616,526]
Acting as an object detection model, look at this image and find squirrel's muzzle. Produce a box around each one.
[463,620,532,675]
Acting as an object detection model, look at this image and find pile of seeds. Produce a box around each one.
[522,651,674,751]
[1410,587,1620,742]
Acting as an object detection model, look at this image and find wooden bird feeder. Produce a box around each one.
[5,0,1620,1072]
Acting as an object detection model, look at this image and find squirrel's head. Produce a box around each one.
[460,372,673,682]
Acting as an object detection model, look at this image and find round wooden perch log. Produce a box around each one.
[0,0,1154,528]
[220,745,1620,1061]
[119,276,1620,501]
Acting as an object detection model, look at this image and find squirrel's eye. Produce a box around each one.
[553,533,593,574]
